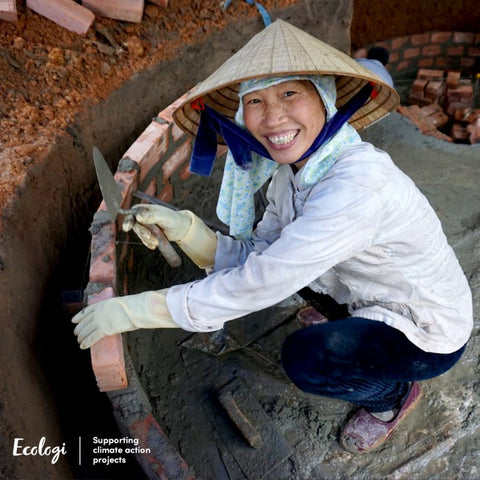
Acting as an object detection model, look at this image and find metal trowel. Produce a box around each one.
[93,147,182,267]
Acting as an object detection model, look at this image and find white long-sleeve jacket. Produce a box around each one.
[167,141,473,354]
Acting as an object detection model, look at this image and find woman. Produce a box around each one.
[73,20,472,453]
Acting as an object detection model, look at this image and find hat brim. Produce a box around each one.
[173,20,399,140]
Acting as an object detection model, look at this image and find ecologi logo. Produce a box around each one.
[12,437,67,465]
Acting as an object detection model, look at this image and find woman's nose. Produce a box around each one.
[263,102,286,126]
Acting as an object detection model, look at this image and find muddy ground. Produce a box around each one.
[0,0,479,479]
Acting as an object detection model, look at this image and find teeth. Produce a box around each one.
[268,132,296,145]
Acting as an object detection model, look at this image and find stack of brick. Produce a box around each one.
[397,103,452,141]
[454,107,480,144]
[4,0,169,32]
[408,69,446,106]
[401,68,479,144]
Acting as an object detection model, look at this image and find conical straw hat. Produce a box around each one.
[173,19,399,139]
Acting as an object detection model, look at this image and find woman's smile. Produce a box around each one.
[266,129,299,148]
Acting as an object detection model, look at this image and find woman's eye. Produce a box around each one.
[284,91,296,97]
[246,98,261,105]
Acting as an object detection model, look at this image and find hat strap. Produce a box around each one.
[296,81,374,162]
[189,104,271,176]
[189,82,374,176]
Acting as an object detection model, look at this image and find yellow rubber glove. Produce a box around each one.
[72,288,178,349]
[123,205,218,269]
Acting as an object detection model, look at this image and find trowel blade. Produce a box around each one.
[93,147,123,222]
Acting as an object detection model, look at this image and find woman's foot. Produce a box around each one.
[339,382,422,453]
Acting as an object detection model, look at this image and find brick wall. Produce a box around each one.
[353,30,480,84]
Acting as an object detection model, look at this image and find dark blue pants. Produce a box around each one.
[281,317,466,412]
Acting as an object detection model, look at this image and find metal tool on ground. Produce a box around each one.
[216,378,293,479]
[93,147,182,268]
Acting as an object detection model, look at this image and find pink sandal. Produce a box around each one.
[339,382,422,453]
[296,306,329,328]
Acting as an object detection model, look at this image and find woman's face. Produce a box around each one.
[243,80,326,166]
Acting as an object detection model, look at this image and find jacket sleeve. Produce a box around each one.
[166,175,383,332]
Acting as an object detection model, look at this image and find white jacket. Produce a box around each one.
[167,142,473,354]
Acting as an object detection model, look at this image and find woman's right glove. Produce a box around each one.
[72,288,178,349]
[123,205,218,269]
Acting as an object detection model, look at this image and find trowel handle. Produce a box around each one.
[149,224,182,268]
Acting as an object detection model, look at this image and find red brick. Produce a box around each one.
[429,111,449,128]
[447,71,461,89]
[408,93,433,106]
[157,181,173,203]
[418,69,444,80]
[389,51,399,63]
[162,139,192,180]
[431,32,451,44]
[418,58,434,68]
[451,123,469,141]
[0,0,17,21]
[425,80,445,97]
[27,0,94,34]
[448,83,473,99]
[447,101,474,116]
[460,58,475,68]
[422,44,442,56]
[411,79,428,92]
[419,103,443,117]
[123,121,170,184]
[467,47,480,57]
[82,0,143,22]
[435,57,447,68]
[467,119,480,144]
[453,32,475,44]
[171,122,186,142]
[391,37,407,50]
[404,47,421,59]
[91,333,128,392]
[411,33,431,46]
[129,414,193,479]
[396,60,411,71]
[425,129,452,142]
[179,163,192,181]
[89,222,116,285]
[144,176,157,197]
[447,45,465,56]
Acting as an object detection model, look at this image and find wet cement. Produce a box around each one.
[124,113,480,480]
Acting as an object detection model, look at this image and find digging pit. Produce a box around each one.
[0,1,479,479]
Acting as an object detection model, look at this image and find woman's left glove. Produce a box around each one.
[72,288,178,350]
